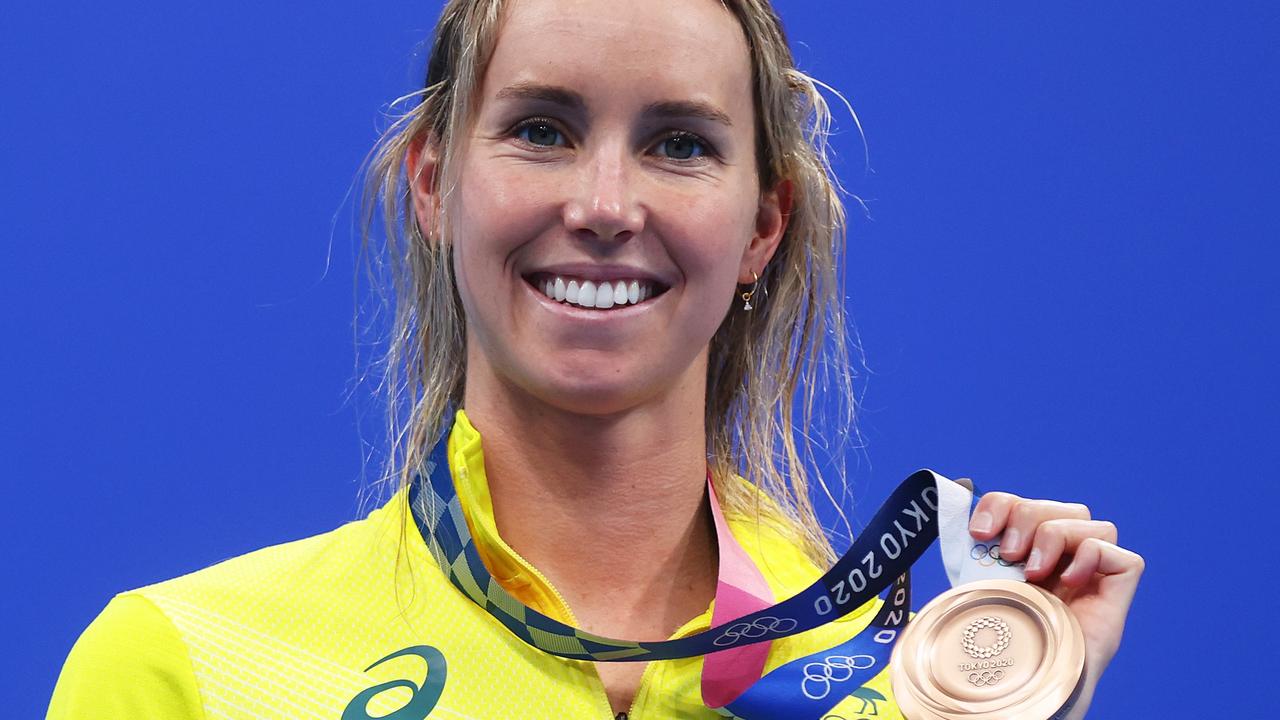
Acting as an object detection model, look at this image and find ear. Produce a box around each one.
[406,134,442,239]
[739,178,792,283]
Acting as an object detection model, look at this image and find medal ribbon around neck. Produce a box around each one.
[408,441,950,715]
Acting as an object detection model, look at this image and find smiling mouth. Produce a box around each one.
[525,273,669,310]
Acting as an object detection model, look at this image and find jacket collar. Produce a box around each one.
[441,409,860,633]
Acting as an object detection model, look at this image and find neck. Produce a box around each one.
[461,365,718,639]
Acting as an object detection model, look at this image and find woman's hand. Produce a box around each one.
[968,492,1145,719]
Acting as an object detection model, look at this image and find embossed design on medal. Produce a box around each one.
[961,616,1011,659]
[960,616,1013,686]
[967,669,1005,687]
[712,616,798,647]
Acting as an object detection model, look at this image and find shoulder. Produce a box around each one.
[119,492,430,651]
[49,494,424,718]
[146,495,401,597]
[48,593,206,719]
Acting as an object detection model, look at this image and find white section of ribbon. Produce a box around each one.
[929,470,1027,587]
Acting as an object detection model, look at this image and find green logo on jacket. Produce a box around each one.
[343,645,447,720]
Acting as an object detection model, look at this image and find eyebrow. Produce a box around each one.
[495,82,586,111]
[641,99,734,128]
[493,82,733,128]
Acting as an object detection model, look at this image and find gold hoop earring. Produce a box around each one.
[741,271,759,311]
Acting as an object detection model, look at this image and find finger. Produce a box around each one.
[1058,539,1145,667]
[1023,519,1119,580]
[997,499,1092,561]
[969,492,1022,540]
[1061,537,1146,589]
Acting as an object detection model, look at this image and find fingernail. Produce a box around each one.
[1026,548,1042,573]
[1003,528,1022,553]
[970,511,993,534]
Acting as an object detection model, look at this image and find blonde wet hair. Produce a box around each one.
[360,0,859,568]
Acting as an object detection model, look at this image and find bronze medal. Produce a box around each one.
[890,579,1085,720]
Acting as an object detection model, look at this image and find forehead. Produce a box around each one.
[482,0,754,116]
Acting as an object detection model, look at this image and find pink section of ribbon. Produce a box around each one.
[700,477,776,708]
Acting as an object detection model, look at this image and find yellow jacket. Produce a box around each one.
[49,411,901,719]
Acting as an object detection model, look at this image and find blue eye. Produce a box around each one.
[657,134,707,160]
[516,121,563,147]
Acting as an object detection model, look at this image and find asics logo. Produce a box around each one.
[712,616,798,647]
[343,645,448,720]
[800,654,877,700]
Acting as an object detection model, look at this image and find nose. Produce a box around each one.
[562,143,644,243]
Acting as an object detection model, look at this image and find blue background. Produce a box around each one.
[4,1,1277,715]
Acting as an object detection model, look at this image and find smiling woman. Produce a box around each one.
[47,1,1142,719]
[378,0,852,562]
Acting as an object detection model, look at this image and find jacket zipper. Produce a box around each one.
[487,530,651,720]
[605,654,657,720]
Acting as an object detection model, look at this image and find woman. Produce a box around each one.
[48,0,1144,718]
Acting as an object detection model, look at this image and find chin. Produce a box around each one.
[525,365,671,419]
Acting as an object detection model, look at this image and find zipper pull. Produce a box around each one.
[614,714,628,720]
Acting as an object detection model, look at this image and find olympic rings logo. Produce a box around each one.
[968,669,1005,687]
[800,654,877,700]
[712,616,798,647]
[970,543,1015,567]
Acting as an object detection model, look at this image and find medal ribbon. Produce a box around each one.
[408,441,969,716]
[725,478,1015,718]
[700,478,776,707]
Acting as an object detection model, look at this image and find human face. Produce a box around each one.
[437,0,786,417]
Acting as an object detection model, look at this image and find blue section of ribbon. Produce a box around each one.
[725,574,911,719]
[408,440,942,664]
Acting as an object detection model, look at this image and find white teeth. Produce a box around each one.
[595,282,614,309]
[534,275,657,309]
